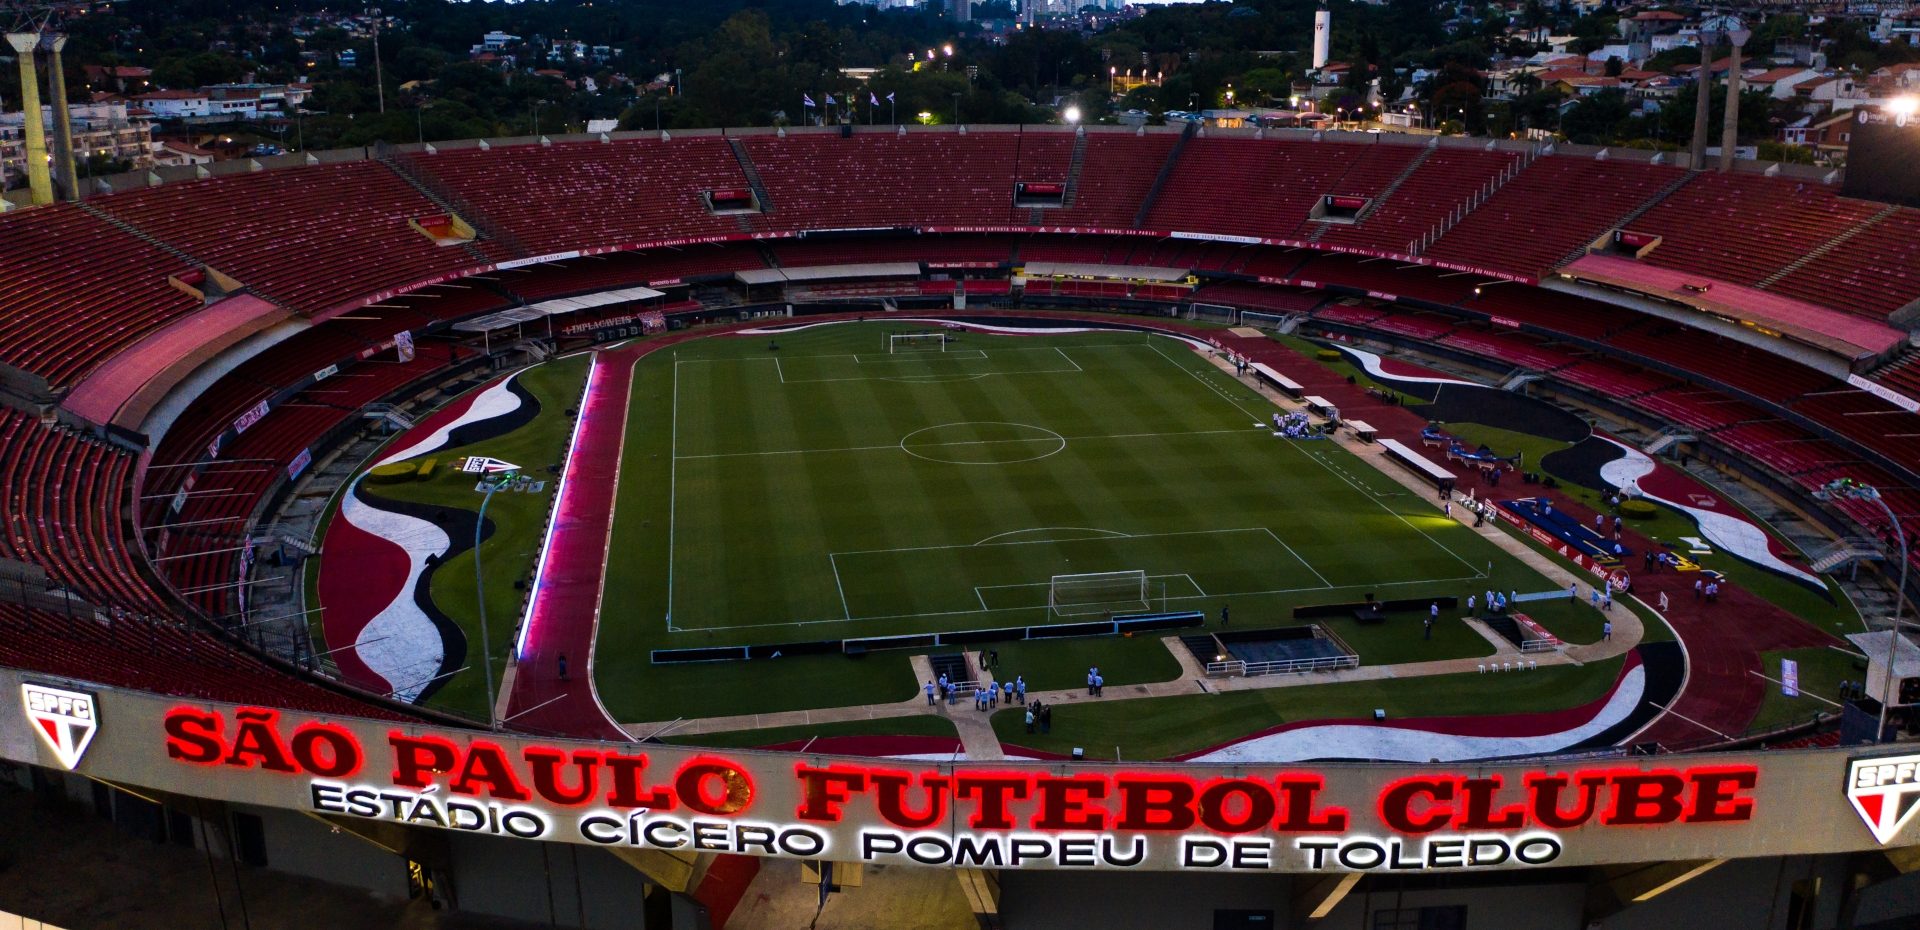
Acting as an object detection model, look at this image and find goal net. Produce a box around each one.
[1048,570,1150,617]
[889,332,948,353]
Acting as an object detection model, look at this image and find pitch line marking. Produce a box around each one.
[1255,525,1332,589]
[833,525,1283,558]
[972,526,1129,546]
[1145,340,1482,578]
[671,574,1478,632]
[898,422,1066,465]
[673,426,1257,461]
[827,553,853,621]
[666,353,681,628]
[673,343,1150,365]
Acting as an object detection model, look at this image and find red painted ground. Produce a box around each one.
[313,502,412,693]
[500,342,644,740]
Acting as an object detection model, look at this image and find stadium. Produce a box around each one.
[5,118,1920,929]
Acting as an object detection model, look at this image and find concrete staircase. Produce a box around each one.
[1132,122,1198,229]
[1551,169,1696,270]
[77,201,200,267]
[1643,429,1695,455]
[1062,131,1087,207]
[1759,204,1900,287]
[377,149,528,261]
[1807,538,1886,574]
[727,137,775,213]
[1412,146,1540,256]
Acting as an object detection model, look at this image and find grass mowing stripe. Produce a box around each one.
[588,325,1587,721]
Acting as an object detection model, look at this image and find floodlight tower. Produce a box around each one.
[1313,6,1332,72]
[1719,23,1751,173]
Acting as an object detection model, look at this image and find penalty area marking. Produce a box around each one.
[972,526,1129,546]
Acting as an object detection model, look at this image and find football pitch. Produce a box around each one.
[593,321,1567,720]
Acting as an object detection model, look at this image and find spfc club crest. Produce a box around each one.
[1847,754,1920,845]
[21,683,98,771]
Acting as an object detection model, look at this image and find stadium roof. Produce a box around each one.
[735,263,922,285]
[1558,254,1906,359]
[452,286,665,333]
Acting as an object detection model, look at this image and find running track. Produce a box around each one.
[498,311,1838,746]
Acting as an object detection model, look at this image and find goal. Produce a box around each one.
[889,332,949,353]
[1048,570,1150,617]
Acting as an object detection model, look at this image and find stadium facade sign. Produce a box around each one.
[4,672,1913,871]
[20,683,99,771]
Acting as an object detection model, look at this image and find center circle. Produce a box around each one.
[899,421,1066,465]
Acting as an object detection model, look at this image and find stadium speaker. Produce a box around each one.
[1373,709,1386,721]
[1071,747,1085,760]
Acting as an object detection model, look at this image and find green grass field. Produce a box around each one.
[590,322,1604,721]
[990,655,1630,760]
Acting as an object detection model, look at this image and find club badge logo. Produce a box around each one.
[1847,754,1920,845]
[21,683,99,771]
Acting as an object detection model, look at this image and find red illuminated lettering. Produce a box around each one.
[677,760,752,815]
[525,749,600,806]
[602,753,674,810]
[449,742,532,801]
[1524,772,1606,828]
[224,709,297,773]
[1113,778,1197,831]
[795,766,866,822]
[1459,777,1526,830]
[1606,773,1686,825]
[871,772,949,829]
[1379,777,1454,834]
[164,709,224,765]
[1033,777,1109,831]
[289,724,361,778]
[389,733,459,788]
[1274,777,1349,832]
[1688,768,1758,824]
[954,774,1032,830]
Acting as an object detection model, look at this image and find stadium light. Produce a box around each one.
[1063,105,1082,124]
[1815,477,1910,742]
[1891,96,1919,119]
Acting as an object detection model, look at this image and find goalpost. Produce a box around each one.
[888,331,949,353]
[1048,570,1150,617]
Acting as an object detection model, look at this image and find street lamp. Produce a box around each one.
[1063,105,1082,124]
[1817,477,1911,742]
[473,473,516,731]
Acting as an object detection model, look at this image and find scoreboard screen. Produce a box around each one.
[1842,106,1920,208]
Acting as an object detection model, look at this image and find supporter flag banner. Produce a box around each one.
[459,456,521,474]
[1781,658,1800,697]
[5,668,1920,872]
[803,94,816,108]
[395,331,416,364]
[287,448,313,481]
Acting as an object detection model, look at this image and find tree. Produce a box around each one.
[1561,88,1633,144]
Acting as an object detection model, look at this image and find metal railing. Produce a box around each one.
[1206,653,1360,678]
